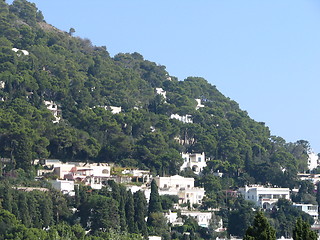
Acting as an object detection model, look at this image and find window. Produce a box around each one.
[198,157,202,162]
[176,184,179,188]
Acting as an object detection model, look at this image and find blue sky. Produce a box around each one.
[8,0,320,153]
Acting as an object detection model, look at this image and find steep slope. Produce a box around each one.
[0,0,310,188]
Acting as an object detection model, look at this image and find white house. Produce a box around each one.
[109,106,122,114]
[44,100,61,123]
[64,163,111,189]
[154,175,194,190]
[180,152,207,174]
[0,81,5,89]
[308,152,319,171]
[12,47,29,56]
[238,185,290,209]
[153,175,205,205]
[148,236,161,240]
[155,88,167,100]
[50,179,75,196]
[181,211,212,228]
[170,114,193,124]
[178,187,205,205]
[195,99,204,110]
[292,203,318,219]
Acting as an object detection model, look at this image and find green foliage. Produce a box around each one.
[243,211,276,240]
[292,217,317,240]
[148,179,162,216]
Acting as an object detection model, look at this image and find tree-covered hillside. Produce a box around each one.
[0,0,310,188]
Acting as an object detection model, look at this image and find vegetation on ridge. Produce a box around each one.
[0,0,317,239]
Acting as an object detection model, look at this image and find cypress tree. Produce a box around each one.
[119,185,127,232]
[17,192,31,227]
[148,179,162,215]
[126,189,137,233]
[2,182,12,212]
[243,211,276,240]
[134,190,148,237]
[293,217,317,240]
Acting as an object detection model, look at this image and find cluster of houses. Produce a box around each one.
[36,150,320,238]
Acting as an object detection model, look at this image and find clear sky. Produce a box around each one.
[7,0,320,153]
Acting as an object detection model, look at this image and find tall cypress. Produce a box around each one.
[2,182,12,212]
[119,185,127,232]
[125,190,137,233]
[134,190,148,237]
[148,179,162,215]
[18,192,31,227]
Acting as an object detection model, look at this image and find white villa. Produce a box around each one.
[238,185,290,209]
[0,81,5,89]
[292,203,318,220]
[308,152,319,171]
[12,47,29,56]
[195,99,204,110]
[170,114,193,124]
[155,88,167,100]
[44,100,61,123]
[95,105,122,114]
[153,175,205,205]
[38,160,111,190]
[50,179,75,196]
[180,152,207,174]
[165,210,218,229]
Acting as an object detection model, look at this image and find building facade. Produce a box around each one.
[238,185,290,209]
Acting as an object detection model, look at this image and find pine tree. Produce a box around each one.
[243,211,276,240]
[292,217,317,240]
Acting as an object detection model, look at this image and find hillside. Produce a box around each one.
[0,0,311,187]
[0,1,318,239]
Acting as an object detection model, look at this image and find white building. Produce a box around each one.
[292,203,318,220]
[64,164,111,189]
[195,99,204,110]
[238,185,290,209]
[109,106,122,114]
[170,114,193,124]
[308,152,319,171]
[298,173,320,185]
[12,47,29,56]
[154,175,205,205]
[155,88,167,100]
[44,100,61,123]
[50,179,75,196]
[0,81,5,89]
[165,210,213,228]
[180,152,207,174]
[148,236,161,240]
[181,211,212,228]
[39,161,111,190]
[97,105,122,114]
[121,169,150,183]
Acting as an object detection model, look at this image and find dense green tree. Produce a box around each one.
[148,179,162,216]
[125,190,137,233]
[243,211,276,240]
[134,190,148,236]
[292,217,317,240]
